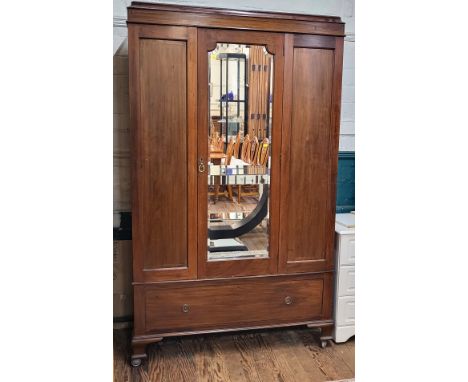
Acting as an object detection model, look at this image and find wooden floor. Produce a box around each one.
[114,327,354,382]
[208,193,258,216]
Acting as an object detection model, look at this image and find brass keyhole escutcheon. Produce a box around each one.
[284,296,293,305]
[198,158,205,173]
[182,304,190,313]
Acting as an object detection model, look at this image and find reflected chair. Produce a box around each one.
[233,131,241,159]
[240,134,251,162]
[209,137,235,202]
[238,137,270,202]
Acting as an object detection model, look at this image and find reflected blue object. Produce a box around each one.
[221,91,235,101]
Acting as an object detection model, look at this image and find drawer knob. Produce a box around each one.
[182,304,190,313]
[284,296,293,305]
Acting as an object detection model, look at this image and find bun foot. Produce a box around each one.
[131,357,143,367]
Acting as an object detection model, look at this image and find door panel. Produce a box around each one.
[197,29,284,278]
[130,25,197,282]
[279,34,343,273]
[140,39,187,270]
[286,48,333,262]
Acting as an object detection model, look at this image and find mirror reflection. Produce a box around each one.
[207,43,274,261]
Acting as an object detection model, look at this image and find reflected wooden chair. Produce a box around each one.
[209,131,224,152]
[209,137,234,202]
[240,134,251,162]
[257,138,270,166]
[250,136,259,164]
[233,131,241,159]
[217,134,225,151]
[225,137,235,164]
[236,134,250,202]
[209,130,218,149]
[238,137,270,202]
[211,116,222,137]
[237,135,255,202]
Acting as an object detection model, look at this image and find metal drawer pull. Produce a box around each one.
[182,304,190,313]
[284,296,293,305]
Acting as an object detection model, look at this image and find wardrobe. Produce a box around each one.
[127,2,345,366]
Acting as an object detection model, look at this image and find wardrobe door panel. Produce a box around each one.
[279,34,343,273]
[287,48,333,263]
[140,39,187,271]
[196,29,284,279]
[130,25,197,282]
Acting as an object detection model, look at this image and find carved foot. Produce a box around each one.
[130,342,147,367]
[131,336,162,367]
[130,357,144,367]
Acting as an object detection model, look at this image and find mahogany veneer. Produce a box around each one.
[128,2,344,366]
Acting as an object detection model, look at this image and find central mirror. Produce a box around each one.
[206,43,274,261]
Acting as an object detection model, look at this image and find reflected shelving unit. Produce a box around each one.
[211,51,248,147]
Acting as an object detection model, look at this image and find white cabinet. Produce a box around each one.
[333,213,355,343]
[337,266,355,296]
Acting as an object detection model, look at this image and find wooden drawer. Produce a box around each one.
[336,296,355,326]
[338,234,355,266]
[143,276,326,334]
[337,265,355,297]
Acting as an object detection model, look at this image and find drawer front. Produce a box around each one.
[336,296,355,326]
[144,277,326,333]
[337,265,355,297]
[339,234,355,266]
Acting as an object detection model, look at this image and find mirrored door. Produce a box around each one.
[197,29,284,278]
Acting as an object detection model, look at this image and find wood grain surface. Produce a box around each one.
[127,2,345,37]
[139,38,188,271]
[143,278,324,333]
[130,24,198,283]
[114,328,354,382]
[279,35,339,275]
[287,47,333,264]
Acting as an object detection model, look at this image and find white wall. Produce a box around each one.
[113,0,355,223]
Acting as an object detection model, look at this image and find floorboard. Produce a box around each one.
[114,328,355,382]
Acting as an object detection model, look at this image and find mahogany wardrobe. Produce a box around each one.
[127,1,345,366]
